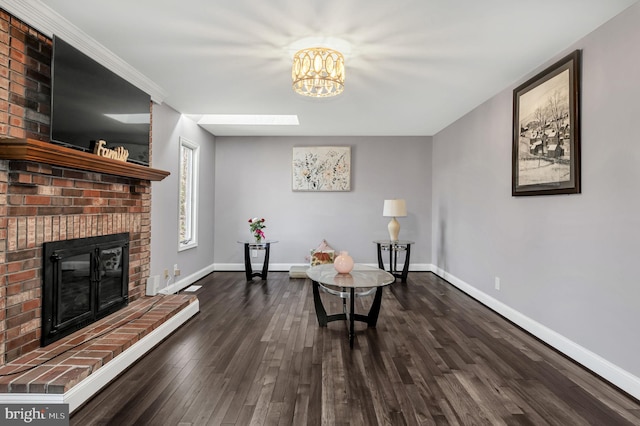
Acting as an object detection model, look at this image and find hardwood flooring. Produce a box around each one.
[70,271,640,425]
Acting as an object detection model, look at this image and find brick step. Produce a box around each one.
[0,294,197,394]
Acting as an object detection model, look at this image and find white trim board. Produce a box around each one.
[431,266,640,401]
[213,263,434,272]
[0,299,200,413]
[158,263,215,295]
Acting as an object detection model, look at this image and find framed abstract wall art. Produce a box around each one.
[512,50,581,196]
[292,146,351,191]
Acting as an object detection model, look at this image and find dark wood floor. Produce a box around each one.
[71,271,640,425]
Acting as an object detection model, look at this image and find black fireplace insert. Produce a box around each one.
[42,233,129,346]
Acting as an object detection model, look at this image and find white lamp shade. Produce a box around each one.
[383,199,407,217]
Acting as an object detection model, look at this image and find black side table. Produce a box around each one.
[238,240,278,281]
[373,240,414,283]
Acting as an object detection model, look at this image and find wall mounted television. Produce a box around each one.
[50,36,151,166]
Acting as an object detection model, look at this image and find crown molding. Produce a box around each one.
[1,0,167,103]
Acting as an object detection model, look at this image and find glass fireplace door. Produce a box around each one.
[58,251,95,327]
[42,233,129,346]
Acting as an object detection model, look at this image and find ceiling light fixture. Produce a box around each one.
[292,47,345,98]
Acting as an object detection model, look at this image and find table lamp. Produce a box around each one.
[383,199,407,241]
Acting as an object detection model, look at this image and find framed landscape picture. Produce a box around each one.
[512,50,581,196]
[292,146,351,191]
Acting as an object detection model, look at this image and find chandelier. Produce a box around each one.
[292,47,345,97]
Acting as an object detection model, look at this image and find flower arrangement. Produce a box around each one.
[248,217,266,242]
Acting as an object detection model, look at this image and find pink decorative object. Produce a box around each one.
[334,251,354,274]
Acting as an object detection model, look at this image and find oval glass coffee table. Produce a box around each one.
[306,264,395,348]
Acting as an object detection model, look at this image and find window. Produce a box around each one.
[178,137,199,251]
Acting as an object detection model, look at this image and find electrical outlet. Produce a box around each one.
[164,269,169,279]
[494,277,500,290]
[173,264,180,276]
[251,250,258,258]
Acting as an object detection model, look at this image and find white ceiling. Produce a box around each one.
[7,0,639,137]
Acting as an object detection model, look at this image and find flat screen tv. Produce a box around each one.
[50,36,151,165]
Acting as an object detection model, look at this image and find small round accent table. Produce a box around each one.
[373,240,414,283]
[237,240,278,281]
[306,264,395,348]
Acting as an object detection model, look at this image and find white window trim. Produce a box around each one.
[178,137,199,251]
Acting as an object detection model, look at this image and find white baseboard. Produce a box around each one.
[159,264,215,294]
[0,392,64,405]
[0,299,200,413]
[431,266,640,401]
[213,263,293,271]
[213,263,434,272]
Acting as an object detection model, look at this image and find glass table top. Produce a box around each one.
[373,240,415,245]
[306,264,394,289]
[237,240,278,245]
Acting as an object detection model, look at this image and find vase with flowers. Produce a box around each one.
[248,217,266,243]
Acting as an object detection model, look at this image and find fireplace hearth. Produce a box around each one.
[42,233,130,346]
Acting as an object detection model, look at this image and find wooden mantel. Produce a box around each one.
[0,138,169,181]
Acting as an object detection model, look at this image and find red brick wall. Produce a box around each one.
[0,9,51,140]
[0,11,153,364]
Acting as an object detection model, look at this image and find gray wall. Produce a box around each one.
[145,1,640,400]
[432,2,640,395]
[149,104,216,291]
[213,136,432,269]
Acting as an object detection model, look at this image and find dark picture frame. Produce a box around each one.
[512,50,581,196]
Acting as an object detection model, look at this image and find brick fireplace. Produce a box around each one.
[0,10,169,367]
[0,161,153,365]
